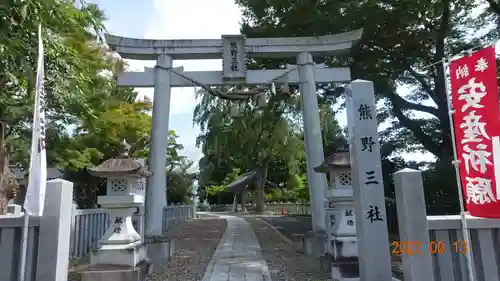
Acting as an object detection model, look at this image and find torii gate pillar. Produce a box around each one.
[297,52,328,234]
[146,54,172,235]
[107,30,363,239]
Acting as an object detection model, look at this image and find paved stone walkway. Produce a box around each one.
[201,215,272,281]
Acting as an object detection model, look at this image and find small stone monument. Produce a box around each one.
[80,140,152,281]
[314,148,359,280]
[0,121,20,215]
[0,168,19,215]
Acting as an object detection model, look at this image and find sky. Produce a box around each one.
[88,0,436,166]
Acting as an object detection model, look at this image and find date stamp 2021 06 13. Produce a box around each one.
[391,240,468,255]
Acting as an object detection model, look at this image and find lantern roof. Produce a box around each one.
[88,139,152,178]
[313,148,351,173]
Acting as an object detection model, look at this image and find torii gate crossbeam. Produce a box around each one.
[106,29,362,60]
[117,66,351,87]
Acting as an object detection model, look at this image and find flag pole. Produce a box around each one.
[20,23,45,280]
[442,57,476,281]
[19,23,46,281]
[24,22,47,216]
[18,213,29,281]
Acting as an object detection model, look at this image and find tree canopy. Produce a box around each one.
[192,0,500,220]
[4,0,500,218]
[194,83,345,210]
[1,0,195,208]
[229,0,500,216]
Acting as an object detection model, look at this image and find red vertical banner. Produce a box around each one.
[449,46,500,218]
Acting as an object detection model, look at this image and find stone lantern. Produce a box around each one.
[83,140,151,280]
[314,148,359,281]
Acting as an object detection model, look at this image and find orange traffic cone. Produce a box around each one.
[281,207,285,216]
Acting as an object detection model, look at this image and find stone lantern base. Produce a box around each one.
[79,241,151,281]
[79,260,152,281]
[90,240,148,267]
[330,237,360,281]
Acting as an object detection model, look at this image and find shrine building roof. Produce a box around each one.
[226,171,257,192]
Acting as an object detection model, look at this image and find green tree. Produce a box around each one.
[194,88,306,212]
[167,157,197,204]
[234,0,499,214]
[1,1,196,208]
[57,90,152,172]
[207,185,226,205]
[55,88,189,208]
[205,168,243,204]
[1,0,120,165]
[194,78,346,209]
[288,173,309,203]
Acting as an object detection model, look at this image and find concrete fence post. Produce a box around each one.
[394,169,435,281]
[36,179,73,281]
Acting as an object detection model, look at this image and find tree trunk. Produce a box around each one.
[254,162,269,213]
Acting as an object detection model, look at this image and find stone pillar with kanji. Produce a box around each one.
[85,139,151,278]
[347,80,392,280]
[314,149,358,280]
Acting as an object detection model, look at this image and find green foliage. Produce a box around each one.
[194,88,304,209]
[233,0,500,216]
[1,0,114,151]
[62,90,192,207]
[194,82,345,207]
[1,1,195,208]
[222,168,241,185]
[206,168,241,204]
[167,158,196,204]
[263,188,281,201]
[287,174,309,203]
[207,185,226,196]
[58,90,152,171]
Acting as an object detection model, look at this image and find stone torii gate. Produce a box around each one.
[106,30,363,244]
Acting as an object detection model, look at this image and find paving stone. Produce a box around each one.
[202,216,272,281]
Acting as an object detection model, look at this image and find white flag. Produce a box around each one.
[24,24,47,216]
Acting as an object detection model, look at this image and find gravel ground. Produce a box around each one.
[147,216,227,281]
[246,217,330,281]
[261,215,404,280]
[67,216,226,281]
[260,215,312,241]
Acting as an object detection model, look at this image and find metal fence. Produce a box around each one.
[0,215,41,281]
[202,203,311,215]
[427,216,500,281]
[70,204,194,259]
[263,203,311,215]
[162,204,194,231]
[70,209,108,259]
